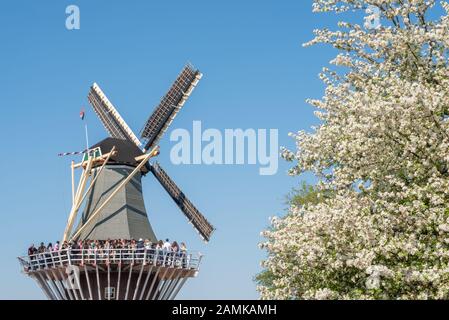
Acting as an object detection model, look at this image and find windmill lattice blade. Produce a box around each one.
[88,83,142,148]
[140,64,202,151]
[150,162,214,242]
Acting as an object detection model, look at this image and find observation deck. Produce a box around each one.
[18,248,203,300]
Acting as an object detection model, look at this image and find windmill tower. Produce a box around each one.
[18,64,215,300]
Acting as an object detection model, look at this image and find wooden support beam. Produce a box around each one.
[135,147,160,162]
[134,154,148,162]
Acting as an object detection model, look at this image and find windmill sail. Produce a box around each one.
[149,162,214,242]
[88,83,142,148]
[140,64,202,151]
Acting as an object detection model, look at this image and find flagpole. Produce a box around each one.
[80,108,89,152]
[85,123,89,152]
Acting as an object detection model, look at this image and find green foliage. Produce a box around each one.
[254,269,278,293]
[286,181,332,208]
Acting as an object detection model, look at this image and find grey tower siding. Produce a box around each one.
[74,165,157,241]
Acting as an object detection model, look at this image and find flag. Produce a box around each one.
[80,108,85,121]
[57,149,88,157]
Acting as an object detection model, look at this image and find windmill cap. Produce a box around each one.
[89,137,148,171]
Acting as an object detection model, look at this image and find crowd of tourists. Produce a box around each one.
[26,238,190,269]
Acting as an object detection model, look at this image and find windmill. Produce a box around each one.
[18,63,215,300]
[64,63,214,244]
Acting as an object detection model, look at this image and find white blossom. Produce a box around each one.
[259,1,449,300]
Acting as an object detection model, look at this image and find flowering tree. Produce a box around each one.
[259,0,449,299]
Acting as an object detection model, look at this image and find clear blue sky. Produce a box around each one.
[0,1,342,299]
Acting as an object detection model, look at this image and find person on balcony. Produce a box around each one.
[45,243,53,263]
[38,242,46,254]
[28,244,36,257]
[137,238,144,258]
[27,244,37,270]
[70,240,80,261]
[156,240,164,265]
[180,242,187,268]
[163,239,171,250]
[171,241,180,266]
